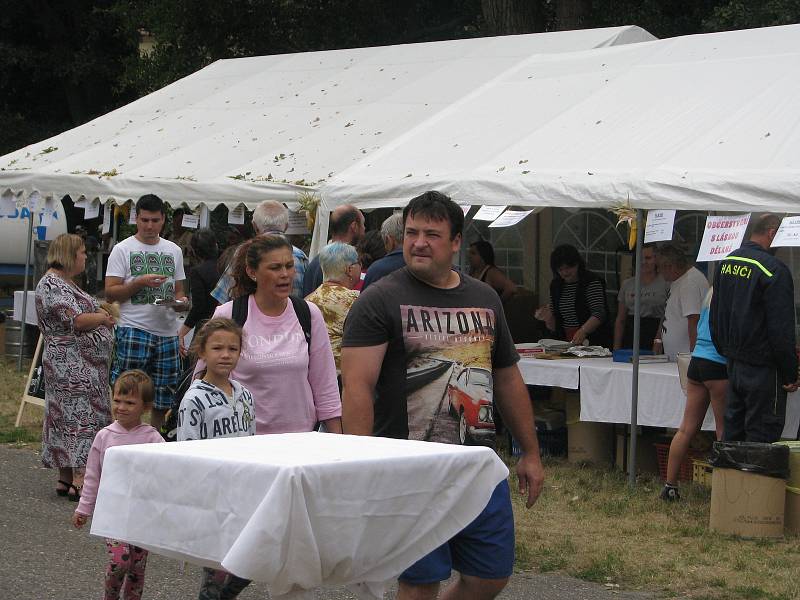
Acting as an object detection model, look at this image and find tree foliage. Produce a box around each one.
[0,0,138,154]
[2,0,800,156]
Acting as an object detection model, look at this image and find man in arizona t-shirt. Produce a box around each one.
[341,191,544,600]
[105,194,186,431]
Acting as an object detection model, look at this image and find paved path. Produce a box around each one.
[0,444,654,599]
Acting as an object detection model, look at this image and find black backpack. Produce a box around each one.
[161,294,312,441]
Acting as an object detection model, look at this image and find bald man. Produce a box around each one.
[302,204,365,296]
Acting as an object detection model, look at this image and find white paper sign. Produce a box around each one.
[472,205,506,221]
[40,197,55,227]
[771,216,800,247]
[102,204,112,235]
[181,214,199,229]
[74,197,88,209]
[228,205,245,225]
[488,209,535,228]
[84,200,100,219]
[0,192,16,216]
[459,205,471,216]
[27,191,41,213]
[286,210,310,235]
[696,214,750,262]
[199,205,210,228]
[644,209,676,243]
[128,206,137,225]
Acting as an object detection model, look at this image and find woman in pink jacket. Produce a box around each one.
[211,235,342,435]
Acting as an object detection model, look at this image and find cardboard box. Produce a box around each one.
[568,421,613,465]
[774,441,800,489]
[565,391,580,425]
[615,431,660,475]
[786,487,800,536]
[710,468,786,538]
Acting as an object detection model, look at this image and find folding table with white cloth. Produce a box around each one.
[89,432,509,599]
[519,357,799,438]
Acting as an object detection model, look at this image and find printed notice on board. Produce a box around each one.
[696,214,750,261]
[181,214,199,229]
[771,216,800,247]
[488,209,535,228]
[644,210,675,243]
[286,211,310,235]
[102,204,112,234]
[472,205,506,221]
[228,205,245,225]
[84,200,100,220]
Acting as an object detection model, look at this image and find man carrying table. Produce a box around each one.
[341,191,544,600]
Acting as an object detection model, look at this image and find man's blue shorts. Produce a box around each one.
[400,480,514,584]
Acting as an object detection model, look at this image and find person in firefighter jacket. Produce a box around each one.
[710,214,799,442]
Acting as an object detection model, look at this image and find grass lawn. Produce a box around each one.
[1,358,798,599]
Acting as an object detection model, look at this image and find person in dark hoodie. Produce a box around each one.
[710,214,799,443]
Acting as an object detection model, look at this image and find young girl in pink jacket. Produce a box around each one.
[72,370,164,600]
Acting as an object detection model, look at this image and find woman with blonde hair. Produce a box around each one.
[35,233,116,500]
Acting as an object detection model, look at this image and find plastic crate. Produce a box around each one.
[654,442,706,481]
[510,425,567,458]
[692,459,713,487]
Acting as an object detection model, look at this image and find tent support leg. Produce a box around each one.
[17,210,34,372]
[627,209,644,488]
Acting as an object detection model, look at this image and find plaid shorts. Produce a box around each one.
[111,326,181,410]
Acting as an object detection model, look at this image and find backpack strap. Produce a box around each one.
[289,296,312,355]
[232,294,249,327]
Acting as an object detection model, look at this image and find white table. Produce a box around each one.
[520,357,799,438]
[518,357,583,389]
[91,433,508,599]
[578,358,799,438]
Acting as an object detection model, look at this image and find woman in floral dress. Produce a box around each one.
[35,233,116,500]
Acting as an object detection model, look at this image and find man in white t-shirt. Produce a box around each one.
[655,243,709,360]
[105,194,187,430]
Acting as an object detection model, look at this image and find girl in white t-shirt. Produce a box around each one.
[177,317,254,599]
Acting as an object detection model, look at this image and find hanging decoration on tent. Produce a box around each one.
[488,209,535,228]
[297,190,320,231]
[609,198,637,250]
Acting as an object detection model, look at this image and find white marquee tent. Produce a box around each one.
[321,23,800,214]
[0,25,653,213]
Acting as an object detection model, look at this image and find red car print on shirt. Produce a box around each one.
[447,366,494,445]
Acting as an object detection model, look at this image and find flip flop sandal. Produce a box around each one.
[56,480,72,497]
[67,484,82,502]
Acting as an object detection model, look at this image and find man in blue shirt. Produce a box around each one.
[362,213,406,291]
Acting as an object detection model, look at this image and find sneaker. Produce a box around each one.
[660,484,680,502]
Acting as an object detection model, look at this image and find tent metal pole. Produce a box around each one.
[17,210,34,372]
[627,209,644,487]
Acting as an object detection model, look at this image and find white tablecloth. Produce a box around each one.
[91,433,508,599]
[578,358,799,438]
[518,357,583,389]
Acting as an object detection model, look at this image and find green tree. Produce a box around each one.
[0,0,139,154]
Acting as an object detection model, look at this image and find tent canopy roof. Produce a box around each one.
[0,26,653,210]
[322,24,800,213]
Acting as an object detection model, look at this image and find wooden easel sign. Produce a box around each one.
[15,335,45,427]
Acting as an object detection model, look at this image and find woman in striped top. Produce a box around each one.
[536,244,611,347]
